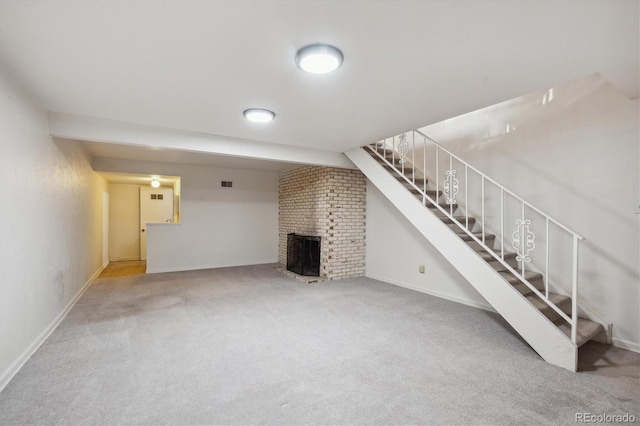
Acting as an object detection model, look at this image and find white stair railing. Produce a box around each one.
[368,130,585,345]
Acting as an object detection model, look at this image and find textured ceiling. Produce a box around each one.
[1,0,637,154]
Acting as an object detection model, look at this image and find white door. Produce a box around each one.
[140,187,174,260]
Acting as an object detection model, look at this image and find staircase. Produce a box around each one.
[346,131,609,371]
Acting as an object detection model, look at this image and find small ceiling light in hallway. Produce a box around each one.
[243,108,276,123]
[295,44,344,74]
[151,179,160,188]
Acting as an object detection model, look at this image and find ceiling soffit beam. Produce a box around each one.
[48,112,355,169]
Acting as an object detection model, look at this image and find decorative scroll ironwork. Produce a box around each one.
[398,133,409,164]
[443,169,459,205]
[512,219,535,262]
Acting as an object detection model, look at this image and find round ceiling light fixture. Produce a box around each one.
[295,43,344,74]
[243,108,276,123]
[150,178,160,188]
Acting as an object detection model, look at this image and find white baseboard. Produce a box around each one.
[612,337,640,353]
[0,263,107,393]
[109,256,139,262]
[366,273,495,313]
[145,259,278,274]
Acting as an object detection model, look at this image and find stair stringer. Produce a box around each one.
[347,147,578,371]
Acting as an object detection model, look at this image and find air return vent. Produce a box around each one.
[221,181,233,188]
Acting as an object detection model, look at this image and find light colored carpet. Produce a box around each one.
[0,264,638,425]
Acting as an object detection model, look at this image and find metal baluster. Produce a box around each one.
[465,165,468,230]
[571,235,579,344]
[436,147,439,208]
[449,155,454,217]
[481,176,485,244]
[545,218,550,299]
[501,189,504,261]
[412,131,415,185]
[423,135,427,205]
[400,135,404,175]
[393,136,396,169]
[520,201,525,278]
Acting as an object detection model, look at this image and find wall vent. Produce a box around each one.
[221,181,233,188]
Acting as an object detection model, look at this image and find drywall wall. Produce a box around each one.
[0,69,108,390]
[93,158,279,273]
[416,74,639,351]
[108,183,141,261]
[366,182,492,311]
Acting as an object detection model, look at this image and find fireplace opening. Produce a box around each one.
[287,233,321,277]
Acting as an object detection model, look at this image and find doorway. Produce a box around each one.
[96,172,181,272]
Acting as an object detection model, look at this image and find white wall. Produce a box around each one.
[413,74,639,351]
[366,182,492,311]
[108,183,141,261]
[93,158,279,273]
[0,69,108,390]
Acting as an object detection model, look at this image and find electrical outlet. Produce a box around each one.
[418,265,425,274]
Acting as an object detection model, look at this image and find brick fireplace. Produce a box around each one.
[278,166,366,281]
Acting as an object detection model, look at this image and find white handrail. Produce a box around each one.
[368,129,585,344]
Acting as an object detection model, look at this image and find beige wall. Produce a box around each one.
[109,183,141,261]
[279,166,367,280]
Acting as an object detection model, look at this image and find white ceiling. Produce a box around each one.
[1,0,638,155]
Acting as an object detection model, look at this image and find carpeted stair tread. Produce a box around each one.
[428,203,459,213]
[460,232,495,242]
[401,185,435,199]
[381,160,412,170]
[440,216,476,227]
[499,270,544,295]
[397,178,430,186]
[479,251,519,270]
[487,258,521,273]
[405,188,442,199]
[380,162,414,174]
[394,174,428,184]
[525,293,572,320]
[555,318,604,347]
[366,147,420,176]
[470,247,518,262]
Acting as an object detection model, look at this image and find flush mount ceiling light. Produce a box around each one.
[243,108,276,123]
[150,179,160,188]
[295,43,344,74]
